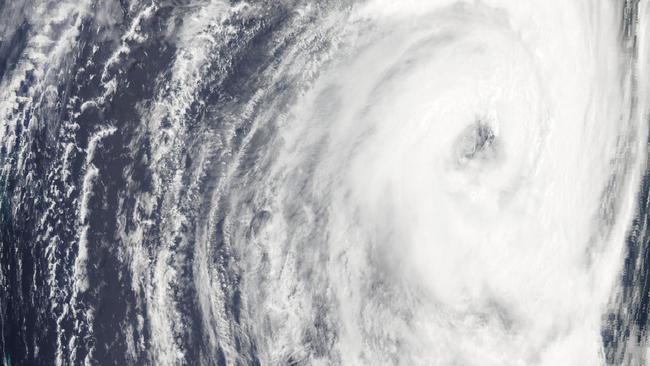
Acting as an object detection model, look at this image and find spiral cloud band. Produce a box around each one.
[1,0,649,365]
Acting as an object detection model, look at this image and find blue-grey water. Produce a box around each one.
[1,1,650,365]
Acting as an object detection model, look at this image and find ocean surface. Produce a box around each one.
[1,0,650,365]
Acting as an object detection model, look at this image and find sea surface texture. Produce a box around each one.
[1,0,650,365]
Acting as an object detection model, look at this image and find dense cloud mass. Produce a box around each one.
[1,0,650,365]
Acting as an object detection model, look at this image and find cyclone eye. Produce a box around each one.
[456,120,498,166]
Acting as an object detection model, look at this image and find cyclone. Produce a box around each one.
[1,0,649,365]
